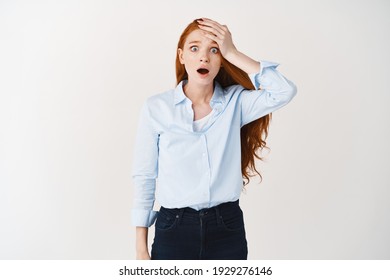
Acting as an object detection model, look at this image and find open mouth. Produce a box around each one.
[197,68,209,74]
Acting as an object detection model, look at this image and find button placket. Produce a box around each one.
[200,134,211,200]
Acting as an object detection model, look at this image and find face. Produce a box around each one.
[178,29,222,86]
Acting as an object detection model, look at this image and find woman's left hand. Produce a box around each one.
[197,18,238,59]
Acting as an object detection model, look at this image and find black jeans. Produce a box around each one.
[151,200,248,260]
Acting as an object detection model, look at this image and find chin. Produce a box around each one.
[191,74,217,85]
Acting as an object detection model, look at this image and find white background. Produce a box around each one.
[0,0,389,259]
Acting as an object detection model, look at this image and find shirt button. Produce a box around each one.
[202,153,206,157]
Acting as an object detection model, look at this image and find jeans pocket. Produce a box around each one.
[155,209,179,231]
[220,209,245,232]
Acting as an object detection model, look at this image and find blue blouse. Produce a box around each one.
[132,60,297,227]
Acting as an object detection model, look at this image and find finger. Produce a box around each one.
[201,31,222,45]
[198,24,223,38]
[201,18,229,33]
[197,18,226,35]
[199,17,222,28]
[198,22,225,36]
[222,24,230,33]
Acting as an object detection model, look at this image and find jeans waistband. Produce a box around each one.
[160,200,239,225]
[184,200,238,213]
[161,200,238,213]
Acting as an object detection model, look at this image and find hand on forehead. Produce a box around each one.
[196,17,235,58]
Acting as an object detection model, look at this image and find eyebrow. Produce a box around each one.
[187,40,219,47]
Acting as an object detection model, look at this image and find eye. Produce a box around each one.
[190,46,199,52]
[210,47,219,54]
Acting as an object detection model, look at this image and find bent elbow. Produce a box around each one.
[288,79,298,98]
[281,80,297,103]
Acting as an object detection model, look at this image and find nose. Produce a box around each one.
[200,51,209,63]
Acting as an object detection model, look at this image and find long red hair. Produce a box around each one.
[175,19,271,186]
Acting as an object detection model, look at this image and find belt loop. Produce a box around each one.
[178,208,185,224]
[215,205,221,225]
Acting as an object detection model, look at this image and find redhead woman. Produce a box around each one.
[132,18,297,260]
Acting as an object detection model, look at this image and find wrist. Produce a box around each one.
[136,251,150,260]
[223,48,240,64]
[224,50,259,75]
[136,245,148,253]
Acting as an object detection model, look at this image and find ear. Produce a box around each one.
[178,48,184,64]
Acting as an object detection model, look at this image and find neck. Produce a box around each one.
[183,80,214,105]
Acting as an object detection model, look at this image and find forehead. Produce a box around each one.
[184,29,217,45]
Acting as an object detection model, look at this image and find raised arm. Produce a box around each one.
[198,18,297,126]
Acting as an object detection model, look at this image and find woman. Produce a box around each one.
[132,18,297,260]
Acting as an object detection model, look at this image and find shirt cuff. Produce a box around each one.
[131,209,158,227]
[249,60,280,89]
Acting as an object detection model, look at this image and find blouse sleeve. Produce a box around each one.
[240,60,297,127]
[131,101,159,227]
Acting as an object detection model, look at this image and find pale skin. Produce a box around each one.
[136,18,261,260]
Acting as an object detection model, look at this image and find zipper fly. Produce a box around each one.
[199,214,204,259]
